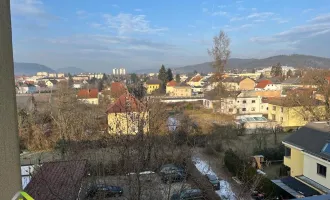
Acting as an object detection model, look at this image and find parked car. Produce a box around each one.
[205,174,220,190]
[171,189,205,200]
[159,164,186,183]
[86,184,123,199]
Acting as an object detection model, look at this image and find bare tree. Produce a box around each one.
[207,30,231,74]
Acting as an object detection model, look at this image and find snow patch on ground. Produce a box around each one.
[192,157,236,200]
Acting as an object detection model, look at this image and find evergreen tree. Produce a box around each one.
[287,69,293,78]
[158,65,167,82]
[271,63,283,77]
[193,70,198,75]
[131,73,138,84]
[68,73,74,88]
[97,80,104,91]
[102,73,108,81]
[175,74,181,83]
[259,73,265,79]
[167,68,173,82]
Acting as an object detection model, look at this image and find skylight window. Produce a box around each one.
[322,143,330,154]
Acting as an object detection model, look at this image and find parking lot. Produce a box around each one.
[79,172,195,200]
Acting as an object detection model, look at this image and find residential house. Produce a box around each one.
[172,82,192,97]
[180,74,188,82]
[187,74,204,87]
[192,85,203,94]
[255,79,281,91]
[107,93,148,134]
[110,82,127,101]
[77,88,99,104]
[166,80,177,95]
[48,73,57,78]
[146,79,162,94]
[73,76,89,81]
[57,73,65,78]
[267,98,325,131]
[235,116,277,134]
[222,77,255,91]
[25,160,87,200]
[17,83,36,94]
[281,122,330,195]
[36,72,48,77]
[45,80,58,88]
[203,91,269,115]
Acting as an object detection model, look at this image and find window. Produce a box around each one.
[284,147,291,157]
[280,117,283,122]
[237,101,239,103]
[317,163,327,177]
[272,114,276,120]
[229,108,233,112]
[243,100,247,104]
[251,107,256,111]
[267,107,269,110]
[281,107,284,113]
[273,106,276,111]
[242,108,246,111]
[252,100,256,103]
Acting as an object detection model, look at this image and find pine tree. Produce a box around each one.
[167,68,173,82]
[287,69,293,78]
[68,73,74,88]
[175,74,180,83]
[131,73,138,84]
[158,65,167,92]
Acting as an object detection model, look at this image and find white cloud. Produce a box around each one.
[237,6,246,11]
[202,8,208,12]
[11,0,45,17]
[224,24,253,31]
[230,16,244,22]
[302,8,314,13]
[250,23,330,44]
[134,8,142,12]
[309,13,330,23]
[212,11,227,16]
[247,12,274,19]
[254,19,265,23]
[103,13,168,34]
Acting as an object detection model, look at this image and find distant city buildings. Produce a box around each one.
[112,68,126,75]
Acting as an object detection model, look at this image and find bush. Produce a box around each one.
[253,145,284,161]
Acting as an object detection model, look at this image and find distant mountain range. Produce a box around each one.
[14,63,85,75]
[135,54,330,74]
[14,54,330,75]
[56,67,85,74]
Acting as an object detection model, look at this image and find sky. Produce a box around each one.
[10,0,330,72]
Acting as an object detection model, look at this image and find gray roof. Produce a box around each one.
[282,77,301,85]
[237,90,258,98]
[284,122,330,160]
[146,79,162,84]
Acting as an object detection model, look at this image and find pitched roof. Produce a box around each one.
[25,160,87,200]
[268,97,323,107]
[174,82,191,87]
[282,77,301,85]
[48,80,58,84]
[106,93,145,113]
[255,79,273,88]
[77,88,99,99]
[284,122,330,161]
[167,80,177,86]
[222,77,243,83]
[190,75,202,82]
[146,79,162,85]
[110,82,127,97]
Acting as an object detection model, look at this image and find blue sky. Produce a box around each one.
[10,0,330,72]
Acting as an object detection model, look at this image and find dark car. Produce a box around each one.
[160,164,186,183]
[205,174,220,190]
[171,189,205,200]
[86,184,123,199]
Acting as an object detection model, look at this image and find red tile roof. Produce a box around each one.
[25,160,87,200]
[167,80,177,86]
[110,82,127,98]
[255,79,272,89]
[326,76,330,83]
[190,75,202,82]
[77,88,98,99]
[106,93,145,113]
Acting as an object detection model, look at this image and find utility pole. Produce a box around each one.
[0,1,22,199]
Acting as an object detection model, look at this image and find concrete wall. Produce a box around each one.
[147,84,160,94]
[0,1,22,199]
[303,153,330,189]
[108,112,149,134]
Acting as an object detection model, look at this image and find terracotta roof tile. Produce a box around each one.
[77,88,99,99]
[106,93,145,113]
[167,80,177,86]
[110,82,127,98]
[190,75,202,82]
[25,160,87,200]
[255,79,273,89]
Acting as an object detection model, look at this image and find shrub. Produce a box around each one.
[253,145,284,161]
